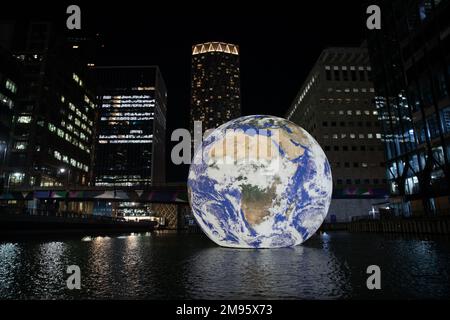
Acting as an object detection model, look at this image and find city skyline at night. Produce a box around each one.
[0,0,450,305]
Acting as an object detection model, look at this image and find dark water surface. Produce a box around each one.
[1,231,449,299]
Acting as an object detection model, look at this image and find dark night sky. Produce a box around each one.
[2,1,367,181]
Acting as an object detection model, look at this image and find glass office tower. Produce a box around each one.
[93,66,167,188]
[367,0,450,216]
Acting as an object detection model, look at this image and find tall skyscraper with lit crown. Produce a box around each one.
[190,42,241,134]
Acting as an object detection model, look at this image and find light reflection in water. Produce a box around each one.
[0,232,449,299]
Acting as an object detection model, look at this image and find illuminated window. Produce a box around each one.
[17,116,32,123]
[13,141,27,150]
[54,151,62,160]
[57,128,65,138]
[2,95,14,108]
[6,79,17,94]
[9,172,25,185]
[48,123,56,132]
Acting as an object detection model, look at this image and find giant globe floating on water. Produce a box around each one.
[187,115,332,248]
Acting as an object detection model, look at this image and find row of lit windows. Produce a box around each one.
[95,181,151,187]
[16,115,32,123]
[288,75,318,119]
[84,95,95,109]
[5,79,17,94]
[53,150,88,172]
[325,65,371,82]
[325,110,378,116]
[61,120,91,139]
[336,178,387,185]
[98,139,153,144]
[102,103,155,108]
[72,73,83,87]
[48,123,90,154]
[62,96,93,135]
[101,117,154,121]
[13,141,27,150]
[99,134,153,139]
[323,133,383,139]
[319,98,371,105]
[103,95,153,99]
[334,162,385,168]
[327,87,375,93]
[323,120,380,127]
[0,92,14,109]
[324,145,384,152]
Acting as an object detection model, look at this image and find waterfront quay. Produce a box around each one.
[321,216,450,235]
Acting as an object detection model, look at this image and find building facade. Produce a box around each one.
[0,45,21,190]
[1,21,96,189]
[286,47,388,222]
[93,66,167,188]
[367,0,450,216]
[190,42,241,134]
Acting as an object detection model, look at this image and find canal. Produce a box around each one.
[0,231,449,299]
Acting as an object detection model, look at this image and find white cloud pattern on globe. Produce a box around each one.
[188,115,332,248]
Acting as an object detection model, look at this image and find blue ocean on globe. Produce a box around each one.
[188,115,332,248]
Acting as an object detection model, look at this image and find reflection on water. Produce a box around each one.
[0,232,449,299]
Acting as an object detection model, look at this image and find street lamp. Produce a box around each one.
[58,167,70,187]
[59,167,71,214]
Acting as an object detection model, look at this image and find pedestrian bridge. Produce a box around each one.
[0,183,189,204]
[0,184,190,229]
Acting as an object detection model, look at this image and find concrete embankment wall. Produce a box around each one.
[0,214,156,237]
[348,218,450,234]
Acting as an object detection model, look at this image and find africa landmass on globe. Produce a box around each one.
[188,115,333,248]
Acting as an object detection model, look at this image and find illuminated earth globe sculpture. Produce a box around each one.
[187,115,332,248]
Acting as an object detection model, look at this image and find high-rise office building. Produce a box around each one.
[0,45,21,189]
[93,66,167,188]
[286,47,388,222]
[367,0,450,216]
[190,42,241,134]
[1,21,96,189]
